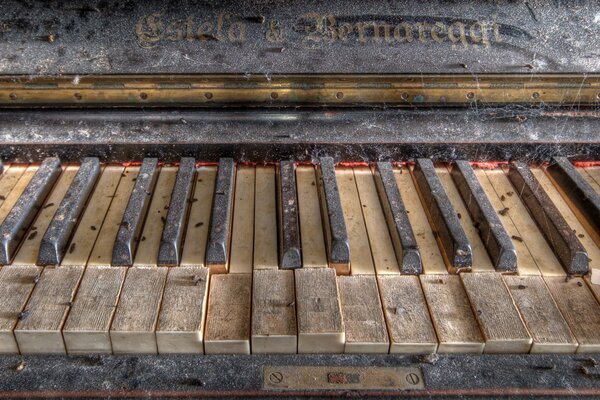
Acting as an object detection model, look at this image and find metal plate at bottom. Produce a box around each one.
[263,366,424,391]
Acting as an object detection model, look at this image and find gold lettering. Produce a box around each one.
[448,21,468,47]
[431,22,446,43]
[186,16,194,41]
[135,12,164,47]
[266,20,284,42]
[492,22,502,42]
[394,22,413,43]
[197,22,214,41]
[301,12,322,42]
[337,22,353,41]
[469,21,490,47]
[416,22,429,43]
[228,21,246,42]
[321,16,338,43]
[372,22,392,43]
[165,20,183,41]
[355,22,368,43]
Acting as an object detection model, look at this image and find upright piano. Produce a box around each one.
[0,0,599,397]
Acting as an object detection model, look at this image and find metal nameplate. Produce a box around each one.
[263,366,424,391]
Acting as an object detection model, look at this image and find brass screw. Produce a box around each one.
[9,93,17,100]
[139,92,148,100]
[270,92,279,100]
[532,92,540,99]
[335,92,344,99]
[204,92,213,99]
[466,92,475,99]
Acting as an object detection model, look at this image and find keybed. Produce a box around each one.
[0,158,597,355]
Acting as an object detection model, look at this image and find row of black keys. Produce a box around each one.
[0,156,597,275]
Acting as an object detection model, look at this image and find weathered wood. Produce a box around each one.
[158,158,196,266]
[338,275,389,353]
[296,166,327,268]
[0,265,42,353]
[420,274,484,353]
[438,167,495,273]
[412,159,472,272]
[451,161,517,272]
[317,157,350,274]
[476,168,541,276]
[205,158,236,273]
[61,166,123,266]
[38,158,101,265]
[534,168,600,279]
[254,166,278,269]
[63,266,127,354]
[336,167,374,275]
[461,272,532,353]
[395,167,447,274]
[156,266,209,354]
[14,265,84,354]
[133,167,177,266]
[0,165,37,227]
[373,162,421,274]
[12,166,77,266]
[508,162,588,275]
[251,269,297,353]
[228,166,255,274]
[180,167,216,267]
[546,276,600,353]
[0,161,61,264]
[0,165,27,212]
[295,267,344,353]
[204,273,252,354]
[277,161,301,269]
[355,167,401,275]
[110,266,168,354]
[112,158,159,266]
[378,275,438,354]
[504,275,577,353]
[86,166,139,266]
[484,169,563,276]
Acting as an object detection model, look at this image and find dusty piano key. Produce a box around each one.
[374,162,422,274]
[112,158,159,266]
[251,269,297,353]
[204,273,252,354]
[547,157,600,240]
[461,272,532,353]
[412,158,472,272]
[507,162,589,275]
[156,266,209,354]
[228,166,255,274]
[253,166,278,269]
[338,275,389,353]
[451,160,517,272]
[206,158,236,273]
[296,166,328,268]
[110,266,168,354]
[158,158,196,266]
[504,275,577,354]
[37,158,101,265]
[317,157,350,275]
[14,265,85,354]
[547,277,600,353]
[277,161,301,269]
[0,158,61,265]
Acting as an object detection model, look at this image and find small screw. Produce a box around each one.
[139,92,148,100]
[401,92,409,100]
[335,92,344,99]
[74,93,82,100]
[532,92,540,99]
[269,372,283,383]
[270,92,279,100]
[466,92,475,99]
[204,92,213,99]
[9,93,17,100]
[406,373,420,385]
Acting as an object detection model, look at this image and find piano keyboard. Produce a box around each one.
[0,157,598,355]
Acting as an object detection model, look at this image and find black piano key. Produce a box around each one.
[412,158,472,272]
[112,158,159,266]
[374,162,422,275]
[158,158,196,266]
[0,158,62,264]
[451,160,517,273]
[317,157,350,274]
[507,162,589,275]
[205,158,236,272]
[547,157,600,241]
[277,160,301,269]
[37,158,101,265]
